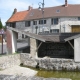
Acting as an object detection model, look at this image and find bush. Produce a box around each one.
[0,19,3,29]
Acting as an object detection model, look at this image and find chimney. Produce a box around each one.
[28,6,33,11]
[13,8,17,14]
[65,0,68,7]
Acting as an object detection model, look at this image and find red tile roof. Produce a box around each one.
[7,4,80,22]
[7,10,29,22]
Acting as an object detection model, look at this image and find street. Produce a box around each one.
[0,42,28,54]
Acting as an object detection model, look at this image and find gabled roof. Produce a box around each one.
[25,4,80,20]
[7,10,29,22]
[7,27,80,42]
[7,4,80,22]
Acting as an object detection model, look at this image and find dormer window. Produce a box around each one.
[56,10,60,13]
[30,12,34,16]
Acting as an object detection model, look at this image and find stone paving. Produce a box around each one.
[0,66,37,77]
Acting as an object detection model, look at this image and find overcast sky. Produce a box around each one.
[0,0,80,25]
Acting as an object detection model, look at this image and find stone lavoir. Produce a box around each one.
[0,53,77,80]
[20,53,80,80]
[20,53,80,71]
[6,27,80,62]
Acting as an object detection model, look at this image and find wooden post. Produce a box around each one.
[2,34,3,54]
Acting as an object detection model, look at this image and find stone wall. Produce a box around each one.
[16,21,31,39]
[0,54,20,69]
[15,17,80,33]
[20,53,80,71]
[20,53,37,68]
[1,53,80,71]
[30,38,38,58]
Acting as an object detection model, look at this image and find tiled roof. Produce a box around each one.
[65,34,80,41]
[39,33,80,42]
[7,10,29,22]
[7,4,80,22]
[24,4,80,20]
[7,27,80,42]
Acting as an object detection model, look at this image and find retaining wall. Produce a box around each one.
[0,53,80,71]
[20,53,80,71]
[0,54,20,69]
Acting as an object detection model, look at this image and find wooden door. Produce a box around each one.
[72,26,80,33]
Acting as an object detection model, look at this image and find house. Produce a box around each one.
[6,0,80,39]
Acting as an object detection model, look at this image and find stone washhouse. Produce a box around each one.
[6,27,80,62]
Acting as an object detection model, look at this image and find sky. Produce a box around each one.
[0,0,80,26]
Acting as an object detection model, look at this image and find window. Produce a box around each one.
[54,18,58,24]
[51,18,58,25]
[25,21,31,27]
[30,12,34,16]
[51,19,53,25]
[78,17,80,20]
[56,10,60,13]
[50,29,59,33]
[39,20,46,24]
[9,22,16,28]
[33,21,37,25]
[6,23,10,26]
[44,20,46,24]
[39,20,43,24]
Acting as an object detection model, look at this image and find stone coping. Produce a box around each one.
[0,75,72,80]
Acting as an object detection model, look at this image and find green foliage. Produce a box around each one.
[0,19,3,29]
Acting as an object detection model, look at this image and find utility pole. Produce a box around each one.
[38,0,45,32]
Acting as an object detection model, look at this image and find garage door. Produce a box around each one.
[72,26,80,33]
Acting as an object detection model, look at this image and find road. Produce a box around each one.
[0,42,28,54]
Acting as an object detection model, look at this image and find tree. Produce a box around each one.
[0,18,3,29]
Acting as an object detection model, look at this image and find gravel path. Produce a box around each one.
[0,66,37,77]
